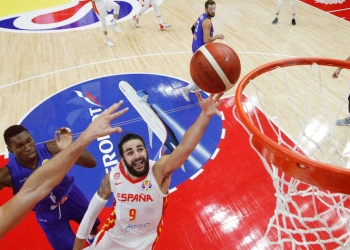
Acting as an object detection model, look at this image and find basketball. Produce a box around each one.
[190,43,241,94]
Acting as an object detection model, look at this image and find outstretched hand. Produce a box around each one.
[332,68,341,79]
[195,91,224,117]
[84,101,129,140]
[55,127,73,150]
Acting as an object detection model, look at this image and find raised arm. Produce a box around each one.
[46,138,97,168]
[153,92,223,191]
[0,101,128,240]
[73,172,112,250]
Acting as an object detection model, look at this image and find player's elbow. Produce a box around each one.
[86,159,97,168]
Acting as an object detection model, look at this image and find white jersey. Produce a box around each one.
[92,160,168,249]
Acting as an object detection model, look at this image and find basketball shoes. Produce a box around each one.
[133,15,140,28]
[272,17,278,24]
[159,23,171,31]
[111,23,121,33]
[105,38,114,47]
[336,117,350,126]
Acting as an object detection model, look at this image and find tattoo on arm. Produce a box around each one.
[97,174,111,199]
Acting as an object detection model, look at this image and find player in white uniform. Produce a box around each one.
[271,0,297,25]
[91,0,121,47]
[133,0,171,31]
[73,91,224,249]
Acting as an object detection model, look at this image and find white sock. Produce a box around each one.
[157,16,163,24]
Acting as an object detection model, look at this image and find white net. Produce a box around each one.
[315,0,346,4]
[234,59,350,249]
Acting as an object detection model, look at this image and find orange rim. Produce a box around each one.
[235,57,350,194]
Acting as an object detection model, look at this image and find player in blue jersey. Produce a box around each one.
[180,0,225,101]
[0,102,128,243]
[0,125,100,249]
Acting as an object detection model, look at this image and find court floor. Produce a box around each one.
[1,0,350,249]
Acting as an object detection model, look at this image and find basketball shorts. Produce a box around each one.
[36,185,100,250]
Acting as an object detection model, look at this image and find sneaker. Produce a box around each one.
[292,18,296,25]
[336,117,350,126]
[272,17,278,24]
[159,23,171,31]
[105,38,114,47]
[180,87,190,102]
[133,15,140,28]
[111,24,121,32]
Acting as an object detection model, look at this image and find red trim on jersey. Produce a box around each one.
[151,196,168,249]
[119,160,149,184]
[96,199,117,245]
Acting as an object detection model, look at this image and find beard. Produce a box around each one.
[207,12,215,18]
[124,156,149,177]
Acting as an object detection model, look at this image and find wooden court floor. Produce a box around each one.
[2,0,350,249]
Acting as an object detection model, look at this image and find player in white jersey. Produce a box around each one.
[271,0,297,25]
[133,0,171,31]
[73,91,224,249]
[91,0,121,47]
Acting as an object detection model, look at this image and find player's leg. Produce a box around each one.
[36,211,75,250]
[290,0,296,25]
[272,0,286,24]
[105,0,121,32]
[151,0,171,31]
[65,185,101,246]
[92,1,114,47]
[336,94,350,126]
[133,0,150,28]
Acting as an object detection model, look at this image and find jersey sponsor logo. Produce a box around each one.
[124,222,150,233]
[114,182,123,186]
[19,177,28,184]
[141,179,152,191]
[117,193,154,202]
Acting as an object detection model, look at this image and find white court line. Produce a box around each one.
[221,128,226,139]
[211,148,220,160]
[190,168,204,180]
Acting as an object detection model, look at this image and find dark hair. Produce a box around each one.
[3,125,29,146]
[118,133,146,157]
[205,0,216,9]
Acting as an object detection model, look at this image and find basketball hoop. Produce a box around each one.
[315,0,345,4]
[234,57,350,249]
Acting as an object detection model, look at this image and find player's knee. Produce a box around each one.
[101,20,107,32]
[112,3,120,14]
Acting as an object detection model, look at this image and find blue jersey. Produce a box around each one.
[7,143,74,212]
[192,13,213,53]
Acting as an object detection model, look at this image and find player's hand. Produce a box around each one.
[83,101,129,140]
[332,68,341,79]
[217,34,225,40]
[55,127,73,150]
[196,91,224,117]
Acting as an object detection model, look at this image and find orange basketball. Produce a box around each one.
[190,43,241,94]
